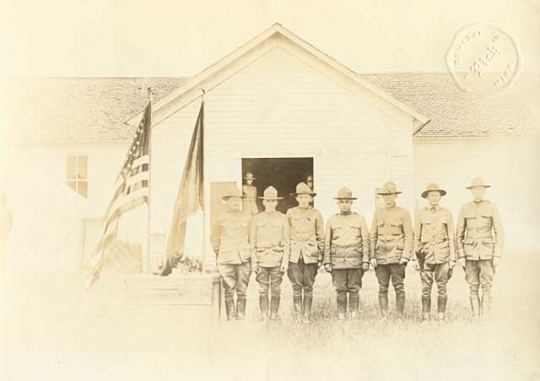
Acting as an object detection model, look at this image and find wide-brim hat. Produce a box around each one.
[243,172,256,181]
[291,182,317,197]
[377,181,403,195]
[222,186,244,201]
[258,186,283,200]
[333,187,357,200]
[466,177,491,189]
[421,183,447,198]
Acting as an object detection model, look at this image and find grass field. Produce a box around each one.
[2,251,540,381]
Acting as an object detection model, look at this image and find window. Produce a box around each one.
[66,155,88,197]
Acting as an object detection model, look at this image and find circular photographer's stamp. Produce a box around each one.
[446,24,521,96]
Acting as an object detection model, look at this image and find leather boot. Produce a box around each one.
[421,296,431,321]
[269,296,280,320]
[303,295,313,322]
[293,296,303,322]
[349,295,359,319]
[236,299,247,321]
[437,295,447,321]
[470,296,480,319]
[337,294,347,320]
[396,295,405,316]
[379,293,389,316]
[225,299,236,321]
[481,295,492,316]
[259,295,269,320]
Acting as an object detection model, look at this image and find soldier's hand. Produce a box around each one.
[458,258,466,269]
[361,263,369,271]
[370,258,377,269]
[324,263,332,273]
[493,257,501,267]
[449,260,456,269]
[411,260,420,271]
[252,262,260,274]
[280,262,289,273]
[399,258,409,266]
[317,260,323,269]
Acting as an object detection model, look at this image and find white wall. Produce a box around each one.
[151,46,415,254]
[414,137,540,250]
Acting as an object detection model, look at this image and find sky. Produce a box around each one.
[0,0,538,78]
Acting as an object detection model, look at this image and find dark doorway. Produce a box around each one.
[242,158,314,214]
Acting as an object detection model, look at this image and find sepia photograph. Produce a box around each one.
[1,1,539,380]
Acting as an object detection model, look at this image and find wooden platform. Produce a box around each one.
[124,273,222,322]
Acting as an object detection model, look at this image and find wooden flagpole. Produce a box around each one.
[144,87,153,274]
[200,88,207,274]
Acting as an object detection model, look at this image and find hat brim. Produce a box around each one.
[466,185,491,189]
[377,191,403,195]
[291,192,317,197]
[243,177,256,180]
[222,195,244,201]
[421,189,447,198]
[258,197,283,200]
[333,197,357,200]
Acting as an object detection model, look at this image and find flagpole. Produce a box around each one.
[144,87,153,275]
[200,88,207,274]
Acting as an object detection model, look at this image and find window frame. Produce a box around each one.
[65,154,89,198]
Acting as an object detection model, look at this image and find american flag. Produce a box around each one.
[85,101,152,289]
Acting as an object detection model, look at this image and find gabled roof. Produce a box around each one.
[126,23,430,132]
[363,72,540,138]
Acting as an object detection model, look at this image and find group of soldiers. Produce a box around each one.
[210,175,504,323]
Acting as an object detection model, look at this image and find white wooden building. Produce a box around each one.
[4,24,539,273]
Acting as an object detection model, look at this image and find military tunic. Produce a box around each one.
[250,211,290,297]
[210,210,253,302]
[456,200,504,297]
[370,203,413,304]
[324,211,370,298]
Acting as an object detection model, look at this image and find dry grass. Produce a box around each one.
[2,251,540,381]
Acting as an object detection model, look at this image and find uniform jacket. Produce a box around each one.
[456,200,504,260]
[323,212,369,269]
[414,206,456,265]
[242,184,259,214]
[210,210,253,265]
[286,206,324,264]
[250,211,290,268]
[370,204,413,264]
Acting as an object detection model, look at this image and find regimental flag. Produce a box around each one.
[161,101,205,276]
[85,101,152,289]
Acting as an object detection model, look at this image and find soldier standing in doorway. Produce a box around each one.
[210,186,253,321]
[457,177,504,318]
[286,182,324,322]
[413,183,456,321]
[251,186,290,321]
[370,181,413,317]
[323,188,370,320]
[242,172,259,215]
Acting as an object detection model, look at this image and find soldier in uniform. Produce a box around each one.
[286,182,324,322]
[323,188,370,320]
[210,186,253,321]
[251,186,290,321]
[370,181,413,316]
[242,172,259,215]
[413,183,456,321]
[457,177,504,318]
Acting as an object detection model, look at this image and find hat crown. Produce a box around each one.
[295,182,312,194]
[223,186,243,199]
[337,187,354,199]
[426,182,442,192]
[263,186,279,199]
[381,181,398,194]
[470,177,486,187]
[244,172,255,180]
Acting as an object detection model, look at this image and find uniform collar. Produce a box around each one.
[385,203,397,210]
[429,205,440,211]
[340,210,352,216]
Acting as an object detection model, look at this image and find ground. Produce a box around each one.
[2,251,540,381]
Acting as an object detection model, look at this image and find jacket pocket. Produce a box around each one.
[389,219,402,235]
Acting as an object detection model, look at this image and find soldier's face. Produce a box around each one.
[246,179,254,185]
[296,194,312,208]
[337,199,352,213]
[307,181,313,189]
[383,194,397,205]
[225,196,241,211]
[263,199,278,211]
[470,187,486,201]
[427,191,441,206]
